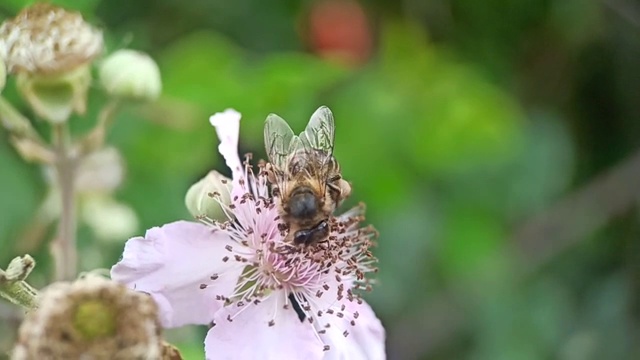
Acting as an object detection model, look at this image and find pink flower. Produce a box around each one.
[111,109,385,359]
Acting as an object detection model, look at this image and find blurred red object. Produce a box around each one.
[305,0,373,66]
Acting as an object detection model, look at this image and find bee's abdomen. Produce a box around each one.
[289,189,318,219]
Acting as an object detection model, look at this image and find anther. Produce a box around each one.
[211,274,219,280]
[268,320,275,327]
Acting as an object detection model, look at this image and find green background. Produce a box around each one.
[1,0,639,359]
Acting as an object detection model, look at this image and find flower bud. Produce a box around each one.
[81,195,139,242]
[185,170,232,221]
[75,147,125,193]
[12,276,162,360]
[99,49,162,101]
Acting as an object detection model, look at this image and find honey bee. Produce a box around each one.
[264,106,351,246]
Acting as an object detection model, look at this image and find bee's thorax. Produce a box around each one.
[288,187,320,220]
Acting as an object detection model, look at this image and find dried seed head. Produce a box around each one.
[0,3,103,75]
[12,276,162,360]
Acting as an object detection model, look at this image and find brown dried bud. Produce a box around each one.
[12,276,162,360]
[0,3,103,75]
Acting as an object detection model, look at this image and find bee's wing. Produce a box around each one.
[264,113,297,171]
[299,106,335,160]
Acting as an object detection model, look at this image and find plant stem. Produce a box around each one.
[77,100,120,156]
[52,124,78,281]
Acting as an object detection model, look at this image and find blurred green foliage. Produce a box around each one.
[1,0,640,359]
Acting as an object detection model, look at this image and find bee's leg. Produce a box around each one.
[338,179,351,199]
[326,181,341,194]
[326,174,342,196]
[288,293,306,322]
[327,174,341,182]
[327,178,351,201]
[264,163,278,184]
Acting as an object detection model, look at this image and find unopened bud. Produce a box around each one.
[81,195,139,242]
[99,49,162,101]
[75,147,125,193]
[12,276,162,360]
[185,170,232,221]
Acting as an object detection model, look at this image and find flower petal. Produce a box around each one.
[209,109,243,181]
[111,220,243,327]
[320,300,386,360]
[205,294,324,360]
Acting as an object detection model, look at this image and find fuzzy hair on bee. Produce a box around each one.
[264,106,351,246]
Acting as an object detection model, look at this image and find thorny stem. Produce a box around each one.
[51,124,78,281]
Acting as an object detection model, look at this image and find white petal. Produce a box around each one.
[319,300,386,360]
[205,294,324,360]
[209,109,243,181]
[111,220,244,327]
